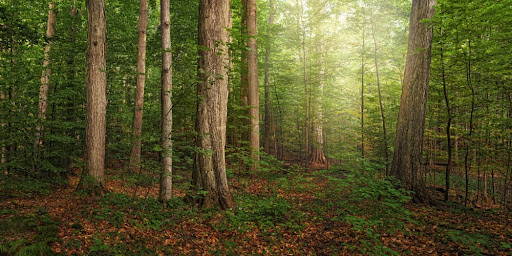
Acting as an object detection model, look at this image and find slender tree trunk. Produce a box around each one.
[454,131,459,167]
[0,90,5,171]
[264,0,276,156]
[194,0,234,209]
[159,0,173,202]
[464,39,474,206]
[360,10,366,160]
[370,11,389,173]
[390,0,436,201]
[439,29,452,201]
[244,0,260,171]
[81,0,107,192]
[36,2,57,147]
[129,0,149,172]
[240,1,249,108]
[237,0,249,153]
[297,0,309,166]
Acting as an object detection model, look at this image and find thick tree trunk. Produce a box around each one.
[390,0,435,200]
[129,0,149,173]
[81,0,107,192]
[159,0,173,201]
[264,0,276,156]
[36,2,57,147]
[195,0,234,209]
[244,0,260,170]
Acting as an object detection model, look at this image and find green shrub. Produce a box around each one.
[92,193,195,230]
[0,211,61,256]
[316,165,412,255]
[220,194,304,232]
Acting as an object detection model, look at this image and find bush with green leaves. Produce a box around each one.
[0,209,61,256]
[316,164,412,255]
[220,194,304,232]
[92,193,195,230]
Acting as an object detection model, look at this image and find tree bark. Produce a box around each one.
[390,0,435,200]
[309,52,327,168]
[244,0,260,170]
[159,0,173,201]
[81,0,107,192]
[36,2,57,147]
[129,0,149,173]
[195,0,234,209]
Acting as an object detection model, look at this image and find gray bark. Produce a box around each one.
[36,2,57,147]
[159,0,173,201]
[129,0,150,173]
[195,0,234,209]
[391,0,436,200]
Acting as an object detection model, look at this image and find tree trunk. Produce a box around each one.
[297,0,309,167]
[309,54,327,168]
[390,0,435,201]
[439,28,452,201]
[244,0,260,171]
[36,2,57,147]
[360,9,366,160]
[463,39,474,206]
[370,11,389,173]
[129,0,149,173]
[80,0,107,192]
[0,90,5,172]
[194,0,234,210]
[159,0,173,202]
[264,0,276,156]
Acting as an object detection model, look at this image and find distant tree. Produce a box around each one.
[129,0,149,173]
[35,2,56,148]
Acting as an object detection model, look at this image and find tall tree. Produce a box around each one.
[129,0,149,172]
[370,10,389,173]
[360,7,366,160]
[391,0,435,200]
[308,53,327,168]
[35,2,56,147]
[159,0,173,201]
[244,0,260,170]
[194,0,234,209]
[81,0,107,191]
[439,26,452,201]
[264,0,276,156]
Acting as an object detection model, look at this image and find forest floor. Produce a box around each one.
[1,163,511,255]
